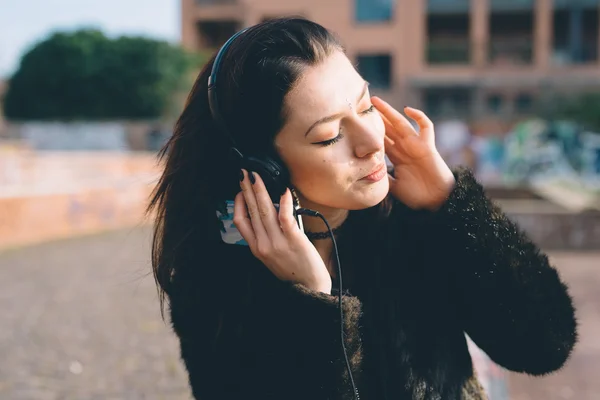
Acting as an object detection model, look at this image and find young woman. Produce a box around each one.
[148,17,577,400]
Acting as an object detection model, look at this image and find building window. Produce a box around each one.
[197,20,240,49]
[486,94,503,113]
[423,87,472,118]
[426,13,471,64]
[552,4,598,65]
[515,93,533,113]
[355,0,394,23]
[356,55,392,89]
[489,11,534,65]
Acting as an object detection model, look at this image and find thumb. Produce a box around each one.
[278,188,298,235]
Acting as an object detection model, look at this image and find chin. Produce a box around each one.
[348,178,390,210]
[302,178,390,211]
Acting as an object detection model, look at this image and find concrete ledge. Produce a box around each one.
[499,199,600,250]
[1,148,597,251]
[0,181,155,250]
[3,190,599,251]
[0,149,160,250]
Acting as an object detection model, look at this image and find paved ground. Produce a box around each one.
[506,252,600,400]
[0,227,597,399]
[0,228,190,400]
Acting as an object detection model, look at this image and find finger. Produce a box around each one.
[379,109,409,140]
[250,171,284,240]
[233,190,256,247]
[278,188,300,236]
[384,135,403,166]
[382,116,407,165]
[239,169,269,243]
[404,106,434,143]
[372,96,417,139]
[381,114,398,140]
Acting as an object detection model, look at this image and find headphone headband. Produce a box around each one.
[207,27,250,148]
[207,27,290,203]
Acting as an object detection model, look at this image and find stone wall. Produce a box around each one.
[0,145,160,250]
[507,210,600,250]
[1,121,171,152]
[496,199,600,250]
[1,144,598,251]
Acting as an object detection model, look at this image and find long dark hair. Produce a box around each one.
[147,17,352,315]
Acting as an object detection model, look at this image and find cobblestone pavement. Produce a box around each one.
[0,228,191,400]
[506,252,600,400]
[0,228,597,399]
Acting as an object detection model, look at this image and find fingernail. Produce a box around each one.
[239,169,244,182]
[249,172,256,184]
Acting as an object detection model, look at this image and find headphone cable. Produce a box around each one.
[296,208,360,400]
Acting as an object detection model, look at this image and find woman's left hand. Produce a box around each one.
[371,96,455,211]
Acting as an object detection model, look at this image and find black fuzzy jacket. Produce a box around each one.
[168,168,577,400]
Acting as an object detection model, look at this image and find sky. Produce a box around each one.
[0,0,180,78]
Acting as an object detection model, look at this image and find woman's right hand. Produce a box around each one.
[234,169,332,295]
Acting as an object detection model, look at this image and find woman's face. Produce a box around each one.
[275,50,388,211]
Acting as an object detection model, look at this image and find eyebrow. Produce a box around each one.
[304,81,370,138]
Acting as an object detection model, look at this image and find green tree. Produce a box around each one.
[559,93,600,133]
[3,29,201,121]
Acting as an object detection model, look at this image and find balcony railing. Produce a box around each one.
[553,42,599,65]
[427,40,471,64]
[489,40,533,65]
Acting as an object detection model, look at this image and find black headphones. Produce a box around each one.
[207,27,289,203]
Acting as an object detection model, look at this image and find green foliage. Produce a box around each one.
[3,29,204,121]
[558,93,600,133]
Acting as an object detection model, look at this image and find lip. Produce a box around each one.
[360,163,387,182]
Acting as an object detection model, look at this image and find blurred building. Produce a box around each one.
[181,0,600,129]
[0,79,6,135]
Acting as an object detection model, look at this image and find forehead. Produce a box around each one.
[284,51,365,124]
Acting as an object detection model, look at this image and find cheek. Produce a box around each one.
[293,155,338,183]
[287,151,349,191]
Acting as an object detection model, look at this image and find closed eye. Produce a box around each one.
[313,104,375,147]
[361,104,375,115]
[314,133,344,147]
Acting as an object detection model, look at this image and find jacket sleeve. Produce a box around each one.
[169,271,363,400]
[392,167,577,376]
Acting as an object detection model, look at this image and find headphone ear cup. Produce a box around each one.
[263,156,288,182]
[245,156,289,203]
[265,156,290,198]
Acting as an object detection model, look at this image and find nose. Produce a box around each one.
[351,117,384,159]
